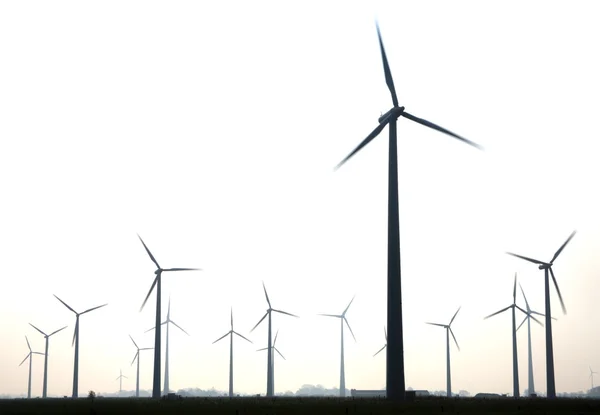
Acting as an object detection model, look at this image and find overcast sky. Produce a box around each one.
[1,0,599,398]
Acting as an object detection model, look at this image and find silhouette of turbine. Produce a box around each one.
[213,307,252,397]
[137,234,200,398]
[29,323,67,398]
[318,295,356,397]
[484,274,527,398]
[257,330,285,396]
[250,282,298,397]
[373,327,387,357]
[426,307,461,398]
[19,336,44,399]
[334,23,481,401]
[590,367,598,390]
[54,295,107,398]
[115,369,128,394]
[516,284,545,397]
[506,230,575,398]
[130,335,153,398]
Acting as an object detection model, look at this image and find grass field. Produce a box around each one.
[1,396,599,415]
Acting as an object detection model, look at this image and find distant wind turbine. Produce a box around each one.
[507,230,576,398]
[130,335,153,398]
[516,284,545,397]
[334,23,482,402]
[373,327,387,358]
[54,294,107,398]
[484,274,526,398]
[19,336,44,399]
[257,330,285,396]
[137,234,200,398]
[250,282,298,397]
[116,369,128,394]
[145,297,189,396]
[212,307,253,397]
[29,323,67,398]
[590,367,598,390]
[318,295,356,397]
[426,307,461,398]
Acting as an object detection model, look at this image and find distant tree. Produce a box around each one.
[459,390,471,397]
[88,390,96,400]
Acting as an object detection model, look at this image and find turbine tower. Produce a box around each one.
[507,230,576,398]
[19,336,44,399]
[484,274,526,398]
[257,330,285,396]
[334,23,482,401]
[29,323,67,398]
[590,367,598,391]
[516,284,545,397]
[145,297,190,395]
[54,295,107,398]
[115,369,128,394]
[318,295,357,397]
[137,234,200,398]
[212,307,253,397]
[426,307,461,398]
[130,335,153,398]
[250,282,298,397]
[373,327,387,357]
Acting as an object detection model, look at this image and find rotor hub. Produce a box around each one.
[378,106,405,123]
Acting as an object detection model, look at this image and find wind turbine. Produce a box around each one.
[130,335,153,398]
[426,307,461,398]
[590,367,598,391]
[19,336,44,399]
[250,282,298,397]
[484,274,527,398]
[506,230,576,398]
[516,284,545,397]
[115,369,128,394]
[212,307,253,397]
[373,327,387,358]
[145,297,190,395]
[257,330,285,396]
[318,296,357,397]
[137,234,200,398]
[28,323,67,398]
[334,23,482,401]
[54,294,107,398]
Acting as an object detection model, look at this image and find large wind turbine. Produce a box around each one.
[116,369,128,394]
[373,327,387,358]
[590,367,598,391]
[507,230,576,398]
[257,330,285,396]
[484,274,526,398]
[54,295,107,398]
[212,307,253,397]
[516,284,545,397]
[318,296,356,397]
[426,307,461,398]
[250,282,298,397]
[29,323,67,398]
[19,336,44,399]
[130,335,153,398]
[137,234,200,398]
[145,297,190,395]
[334,24,482,401]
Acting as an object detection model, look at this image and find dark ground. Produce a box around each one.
[1,396,600,415]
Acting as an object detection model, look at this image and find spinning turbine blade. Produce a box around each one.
[343,295,355,316]
[262,281,272,308]
[138,234,160,269]
[251,312,269,333]
[384,326,387,341]
[272,309,298,318]
[81,303,107,315]
[426,322,446,328]
[548,267,567,314]
[230,307,233,330]
[212,331,231,344]
[530,314,544,326]
[506,252,546,266]
[519,284,531,311]
[516,316,527,331]
[401,112,483,150]
[274,347,286,360]
[449,307,461,325]
[449,328,460,351]
[72,319,79,346]
[129,335,139,349]
[550,230,576,264]
[54,295,76,314]
[49,326,67,337]
[376,23,398,107]
[335,118,390,170]
[140,275,159,311]
[170,320,190,336]
[484,305,511,319]
[373,344,386,357]
[19,354,30,366]
[163,268,201,272]
[318,313,340,318]
[29,323,47,337]
[233,331,253,343]
[515,305,527,315]
[131,351,139,366]
[344,317,357,342]
[25,336,31,351]
[513,273,517,302]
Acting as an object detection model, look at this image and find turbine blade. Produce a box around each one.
[233,331,253,343]
[145,326,155,334]
[250,312,269,333]
[170,320,190,336]
[272,309,299,318]
[318,314,341,318]
[25,336,31,351]
[274,347,286,360]
[140,348,153,350]
[33,352,45,356]
[449,328,460,351]
[262,281,271,309]
[549,267,567,314]
[163,268,201,272]
[516,316,527,332]
[335,118,390,170]
[513,273,517,302]
[256,347,268,352]
[54,295,77,314]
[138,234,160,269]
[373,344,386,357]
[550,230,576,263]
[375,23,398,107]
[212,331,231,344]
[29,323,47,337]
[531,314,544,327]
[484,305,511,320]
[344,317,357,342]
[129,335,139,349]
[530,311,545,317]
[140,275,159,312]
[384,326,387,341]
[342,295,356,316]
[48,326,67,337]
[273,330,279,346]
[449,306,461,326]
[506,252,546,266]
[519,283,531,312]
[72,319,79,347]
[515,305,527,315]
[401,111,483,150]
[426,322,446,328]
[19,354,30,366]
[230,307,233,330]
[131,351,139,366]
[81,303,108,315]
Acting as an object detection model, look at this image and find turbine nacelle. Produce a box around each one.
[378,106,405,123]
[538,263,551,270]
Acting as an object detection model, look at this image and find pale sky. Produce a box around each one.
[1,0,600,398]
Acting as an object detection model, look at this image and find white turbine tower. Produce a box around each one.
[19,336,44,399]
[516,284,545,397]
[426,307,461,398]
[130,335,153,398]
[116,369,128,395]
[28,323,67,398]
[212,307,253,397]
[257,330,285,396]
[318,295,357,397]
